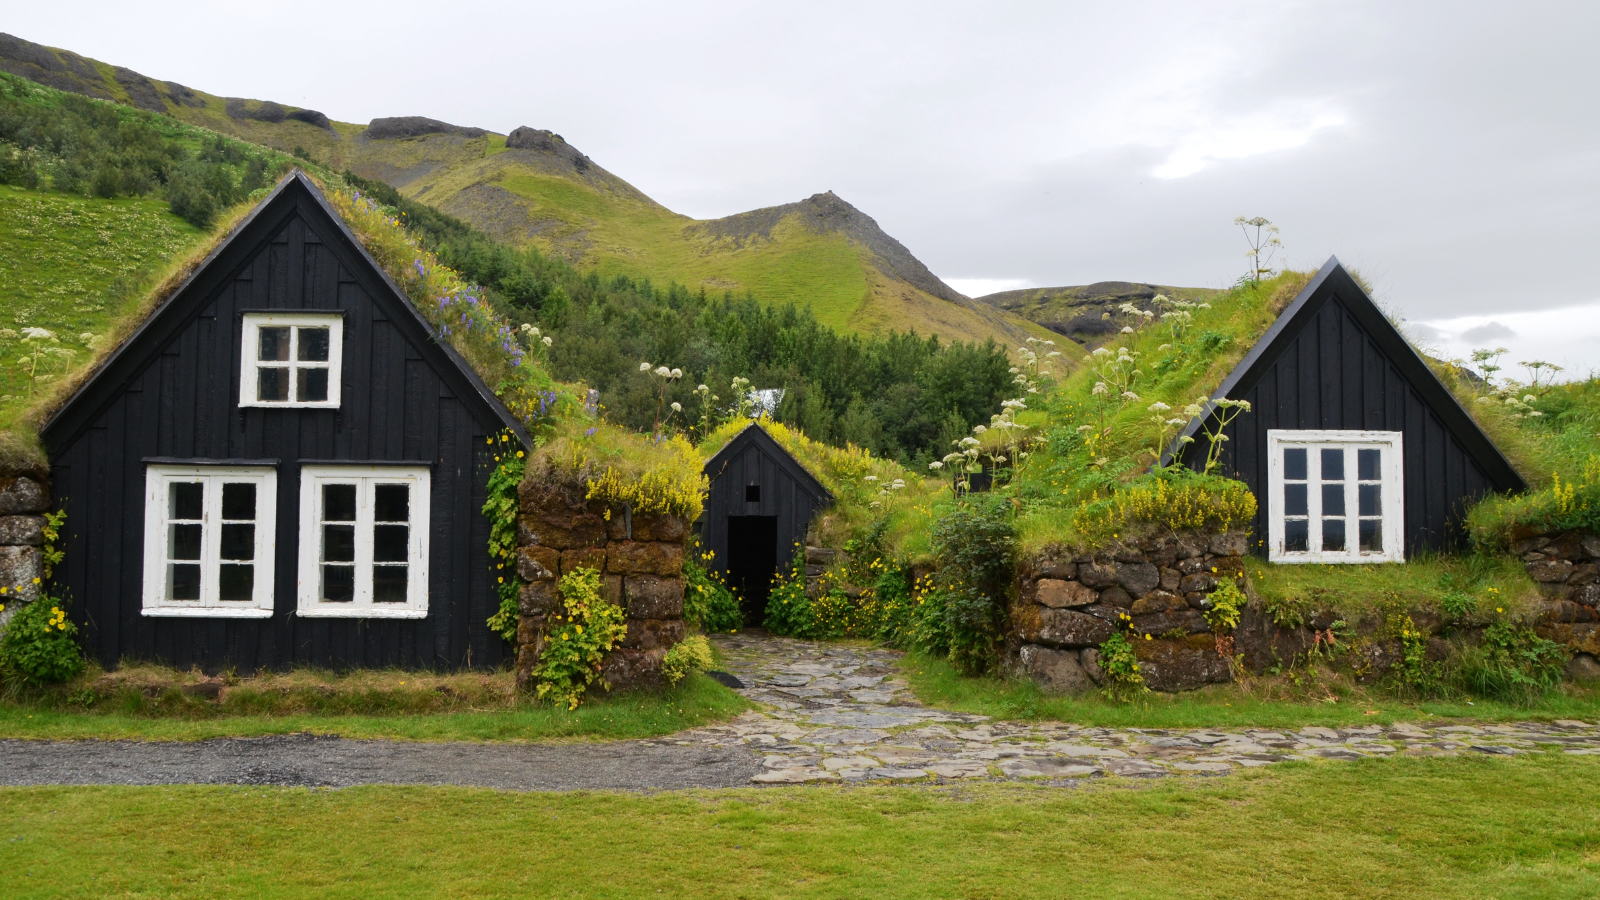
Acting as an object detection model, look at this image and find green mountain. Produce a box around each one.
[976,281,1221,346]
[0,32,1049,349]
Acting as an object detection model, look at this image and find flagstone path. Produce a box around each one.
[2,629,1596,791]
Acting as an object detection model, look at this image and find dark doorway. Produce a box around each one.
[726,515,778,623]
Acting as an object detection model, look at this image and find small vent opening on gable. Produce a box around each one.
[745,484,761,503]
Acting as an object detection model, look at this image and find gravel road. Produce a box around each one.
[0,733,764,791]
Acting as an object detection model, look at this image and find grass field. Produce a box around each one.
[902,650,1600,729]
[4,753,1598,898]
[0,672,748,742]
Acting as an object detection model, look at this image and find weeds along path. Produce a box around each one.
[3,632,1599,790]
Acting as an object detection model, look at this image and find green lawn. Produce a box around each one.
[902,650,1600,729]
[0,672,748,742]
[4,753,1599,898]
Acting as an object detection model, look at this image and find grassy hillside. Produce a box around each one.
[0,186,210,463]
[0,32,1050,349]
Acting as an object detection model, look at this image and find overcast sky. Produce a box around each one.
[9,0,1599,375]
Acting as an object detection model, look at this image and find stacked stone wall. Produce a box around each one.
[513,479,688,692]
[0,476,50,627]
[1008,529,1249,693]
[1519,531,1600,673]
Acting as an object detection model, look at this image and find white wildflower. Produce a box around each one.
[541,336,553,346]
[864,475,878,482]
[670,368,683,379]
[21,327,54,340]
[929,461,944,470]
[973,425,987,434]
[1148,401,1171,413]
[640,361,653,372]
[670,402,682,412]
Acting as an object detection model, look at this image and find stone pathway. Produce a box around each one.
[642,631,1600,785]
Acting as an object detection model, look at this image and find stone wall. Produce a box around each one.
[0,476,50,628]
[1008,530,1249,693]
[1518,531,1600,673]
[512,478,688,692]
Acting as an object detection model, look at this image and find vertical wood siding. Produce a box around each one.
[1179,293,1496,556]
[49,195,506,673]
[701,428,830,578]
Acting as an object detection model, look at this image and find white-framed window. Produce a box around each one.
[239,313,343,408]
[297,466,430,618]
[1267,430,1404,564]
[142,465,277,617]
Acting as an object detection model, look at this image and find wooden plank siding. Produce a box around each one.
[700,425,832,579]
[1173,259,1522,557]
[43,173,525,673]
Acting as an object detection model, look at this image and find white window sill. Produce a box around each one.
[141,607,274,618]
[1268,554,1400,565]
[238,400,342,410]
[296,607,429,619]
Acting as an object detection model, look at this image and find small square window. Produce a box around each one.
[745,484,761,503]
[240,314,342,408]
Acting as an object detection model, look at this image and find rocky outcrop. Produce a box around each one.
[1519,531,1600,670]
[0,476,50,625]
[512,478,687,693]
[365,116,488,140]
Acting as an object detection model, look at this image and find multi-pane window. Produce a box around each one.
[1268,430,1403,563]
[142,466,277,616]
[239,313,343,408]
[297,466,429,618]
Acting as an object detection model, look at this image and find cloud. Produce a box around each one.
[1460,321,1517,342]
[941,277,1033,299]
[1152,107,1350,180]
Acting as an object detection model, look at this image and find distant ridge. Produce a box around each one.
[978,281,1220,346]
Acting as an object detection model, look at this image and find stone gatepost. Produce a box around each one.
[0,476,50,627]
[513,478,688,692]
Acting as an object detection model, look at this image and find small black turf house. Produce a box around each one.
[701,424,832,617]
[1168,257,1525,561]
[41,171,528,672]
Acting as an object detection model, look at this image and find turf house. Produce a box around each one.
[38,172,531,672]
[1165,257,1526,560]
[700,423,833,620]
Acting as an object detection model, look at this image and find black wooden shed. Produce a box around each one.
[701,424,832,620]
[41,170,528,673]
[1166,257,1524,561]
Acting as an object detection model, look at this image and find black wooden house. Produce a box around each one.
[701,425,832,619]
[41,171,528,672]
[1168,257,1525,561]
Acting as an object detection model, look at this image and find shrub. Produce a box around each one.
[1384,615,1444,699]
[0,595,84,686]
[529,567,628,709]
[483,437,526,643]
[1204,578,1246,633]
[661,634,714,685]
[1072,470,1256,546]
[1096,629,1148,703]
[1454,621,1567,704]
[923,496,1015,675]
[863,565,917,644]
[763,554,825,639]
[683,546,742,633]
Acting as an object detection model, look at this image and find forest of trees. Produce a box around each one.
[0,73,289,226]
[344,172,1014,465]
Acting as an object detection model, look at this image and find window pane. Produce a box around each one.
[219,564,254,601]
[169,563,201,600]
[298,327,330,362]
[323,524,355,562]
[322,565,354,602]
[297,367,329,403]
[373,524,408,562]
[257,367,288,402]
[1322,483,1346,516]
[1284,447,1307,481]
[1285,518,1308,552]
[1284,483,1307,516]
[1359,518,1382,552]
[1358,448,1381,481]
[1322,517,1346,551]
[1359,483,1381,517]
[220,524,255,560]
[169,523,202,560]
[374,484,409,522]
[1321,447,1344,480]
[221,483,256,520]
[258,327,290,361]
[322,484,357,522]
[372,565,407,602]
[169,482,203,520]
